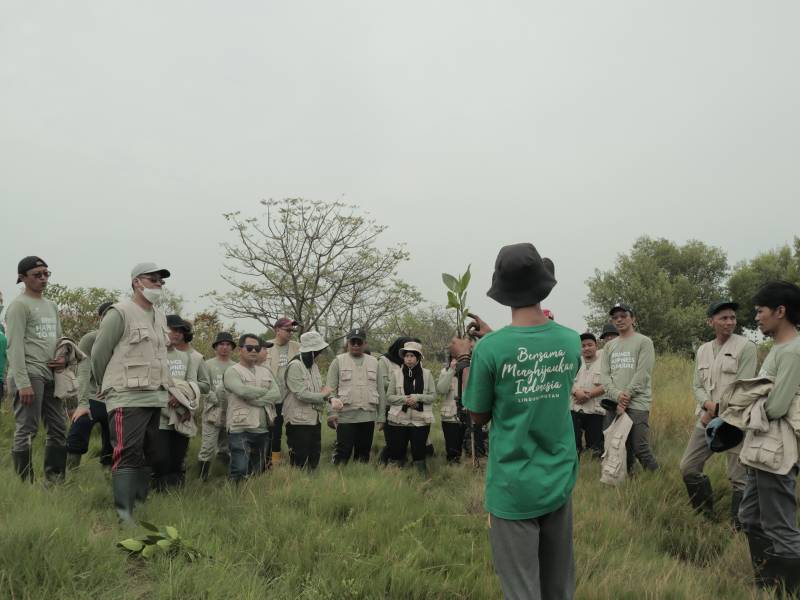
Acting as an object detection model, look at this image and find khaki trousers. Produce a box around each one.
[679,425,747,492]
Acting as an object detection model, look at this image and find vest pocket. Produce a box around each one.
[230,407,253,427]
[721,354,738,375]
[124,362,152,388]
[129,327,151,344]
[743,434,783,471]
[440,400,458,419]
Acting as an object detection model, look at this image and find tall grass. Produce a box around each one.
[0,356,788,599]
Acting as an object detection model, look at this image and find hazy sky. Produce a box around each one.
[2,2,798,335]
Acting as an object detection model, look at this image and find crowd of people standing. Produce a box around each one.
[3,249,800,599]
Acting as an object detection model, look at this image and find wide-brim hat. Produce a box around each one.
[399,341,424,361]
[299,331,329,353]
[486,243,556,308]
[212,332,235,348]
[599,323,619,339]
[705,418,744,453]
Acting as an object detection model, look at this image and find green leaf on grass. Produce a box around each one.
[118,539,145,552]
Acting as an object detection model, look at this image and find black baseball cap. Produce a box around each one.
[609,302,635,316]
[599,323,619,339]
[707,300,739,318]
[579,332,597,342]
[347,328,367,341]
[17,256,48,283]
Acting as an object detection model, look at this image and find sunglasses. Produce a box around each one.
[27,270,52,279]
[242,344,262,353]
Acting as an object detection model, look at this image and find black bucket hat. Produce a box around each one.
[212,332,235,348]
[705,418,744,453]
[599,323,619,340]
[487,243,557,308]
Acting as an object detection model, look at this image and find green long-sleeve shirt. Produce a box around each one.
[5,293,61,389]
[91,307,167,411]
[223,365,280,433]
[76,330,98,409]
[600,332,655,412]
[326,355,386,423]
[760,336,800,420]
[204,357,235,407]
[0,328,7,383]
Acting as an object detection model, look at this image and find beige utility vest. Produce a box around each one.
[268,340,301,403]
[440,372,459,423]
[101,300,170,394]
[571,355,606,415]
[387,368,434,426]
[282,360,323,426]
[226,363,276,432]
[696,334,750,414]
[335,353,379,411]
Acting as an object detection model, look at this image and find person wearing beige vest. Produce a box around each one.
[679,300,756,526]
[326,328,386,465]
[571,332,607,458]
[377,336,419,465]
[436,356,466,464]
[223,333,280,482]
[197,331,236,480]
[283,331,333,469]
[267,318,301,465]
[91,262,172,525]
[385,341,436,474]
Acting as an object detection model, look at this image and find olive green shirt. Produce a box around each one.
[600,332,655,412]
[5,293,62,389]
[91,307,168,412]
[76,330,98,409]
[205,357,235,407]
[760,336,800,421]
[285,359,329,405]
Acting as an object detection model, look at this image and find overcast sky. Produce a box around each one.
[2,2,798,335]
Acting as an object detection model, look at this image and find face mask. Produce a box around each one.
[141,287,163,304]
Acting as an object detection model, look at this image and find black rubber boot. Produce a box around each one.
[763,550,800,597]
[746,530,775,589]
[67,452,82,470]
[683,474,714,519]
[43,446,67,484]
[12,449,34,483]
[198,461,211,482]
[112,468,139,526]
[135,467,151,503]
[414,460,428,476]
[730,490,744,531]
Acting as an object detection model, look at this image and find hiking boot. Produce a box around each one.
[763,551,800,597]
[43,445,67,484]
[746,530,775,589]
[683,474,714,519]
[112,468,139,526]
[730,490,744,531]
[67,452,82,470]
[12,449,33,483]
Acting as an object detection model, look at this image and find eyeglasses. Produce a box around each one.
[139,275,166,285]
[242,344,262,353]
[28,270,51,279]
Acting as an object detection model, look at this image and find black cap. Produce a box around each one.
[347,328,367,341]
[707,300,739,318]
[599,323,619,339]
[17,256,48,283]
[166,315,190,331]
[609,302,634,316]
[579,332,597,342]
[97,301,115,317]
[212,332,235,348]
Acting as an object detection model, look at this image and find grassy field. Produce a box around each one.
[0,355,790,599]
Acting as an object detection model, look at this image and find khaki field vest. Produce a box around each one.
[387,367,434,426]
[282,360,323,426]
[268,339,301,403]
[226,363,277,433]
[335,353,379,412]
[440,372,459,422]
[696,334,750,412]
[101,300,170,394]
[571,354,606,415]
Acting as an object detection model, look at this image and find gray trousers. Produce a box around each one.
[197,420,229,462]
[679,425,746,491]
[12,376,67,452]
[488,498,575,600]
[739,465,800,557]
[625,408,658,472]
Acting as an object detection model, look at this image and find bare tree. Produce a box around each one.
[208,199,423,343]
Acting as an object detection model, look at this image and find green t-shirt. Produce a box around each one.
[760,335,800,420]
[5,293,61,388]
[205,357,235,406]
[462,322,581,520]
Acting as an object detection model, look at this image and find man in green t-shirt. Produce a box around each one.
[739,281,800,594]
[7,256,67,483]
[462,243,580,600]
[600,303,659,473]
